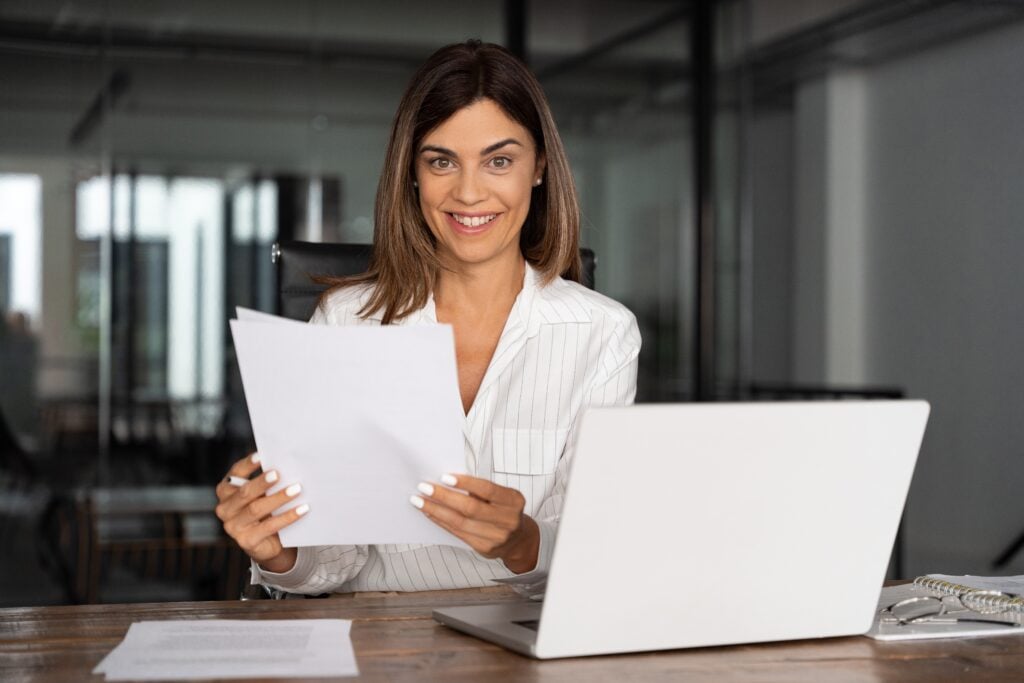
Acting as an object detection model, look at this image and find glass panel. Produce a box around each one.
[530,1,692,401]
[0,0,516,604]
[0,174,42,440]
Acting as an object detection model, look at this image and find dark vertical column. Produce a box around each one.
[692,0,715,401]
[275,175,298,245]
[321,177,342,244]
[505,0,528,63]
[274,175,298,316]
[221,186,234,397]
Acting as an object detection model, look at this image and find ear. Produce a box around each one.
[534,152,547,183]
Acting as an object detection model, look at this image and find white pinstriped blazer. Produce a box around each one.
[252,264,640,597]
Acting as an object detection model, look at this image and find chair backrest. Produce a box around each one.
[0,404,34,479]
[272,240,597,322]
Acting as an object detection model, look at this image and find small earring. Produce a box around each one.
[533,178,542,186]
[413,180,418,188]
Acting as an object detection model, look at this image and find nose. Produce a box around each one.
[451,168,486,205]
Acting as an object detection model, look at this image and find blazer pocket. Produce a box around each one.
[492,428,568,475]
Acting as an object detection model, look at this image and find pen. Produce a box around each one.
[226,476,248,487]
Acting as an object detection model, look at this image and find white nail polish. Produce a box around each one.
[285,483,302,497]
[295,503,310,516]
[417,482,434,497]
[265,470,279,484]
[409,495,425,510]
[440,474,458,487]
[251,453,261,464]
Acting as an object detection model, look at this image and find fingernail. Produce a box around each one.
[265,470,278,484]
[285,483,302,497]
[409,495,425,510]
[417,482,434,497]
[295,503,310,516]
[251,453,261,464]
[440,474,458,487]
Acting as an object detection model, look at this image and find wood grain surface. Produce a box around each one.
[1,586,1022,682]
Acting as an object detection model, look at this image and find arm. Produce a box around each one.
[223,299,373,595]
[250,545,371,595]
[494,326,640,597]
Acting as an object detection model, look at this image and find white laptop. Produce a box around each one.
[433,400,930,659]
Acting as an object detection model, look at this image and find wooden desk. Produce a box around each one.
[2,586,1023,682]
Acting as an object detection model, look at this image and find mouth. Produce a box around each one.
[446,212,499,234]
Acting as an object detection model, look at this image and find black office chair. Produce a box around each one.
[271,240,597,321]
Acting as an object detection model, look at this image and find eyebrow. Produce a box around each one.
[418,138,523,157]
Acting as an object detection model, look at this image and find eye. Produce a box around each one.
[429,157,453,170]
[489,156,512,169]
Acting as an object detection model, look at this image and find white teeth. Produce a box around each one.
[452,213,496,228]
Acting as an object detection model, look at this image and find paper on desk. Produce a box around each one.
[865,583,1024,641]
[230,314,465,547]
[93,619,357,680]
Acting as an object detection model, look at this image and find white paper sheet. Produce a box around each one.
[236,306,305,325]
[230,313,465,547]
[93,619,357,680]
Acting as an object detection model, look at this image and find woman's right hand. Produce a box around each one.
[214,453,309,574]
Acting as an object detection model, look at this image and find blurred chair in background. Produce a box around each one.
[272,240,598,321]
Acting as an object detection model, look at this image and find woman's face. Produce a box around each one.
[415,98,544,272]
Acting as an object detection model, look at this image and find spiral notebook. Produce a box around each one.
[867,575,1024,641]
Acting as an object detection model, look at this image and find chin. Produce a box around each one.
[442,241,517,269]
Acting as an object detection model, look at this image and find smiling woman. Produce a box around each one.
[214,40,641,597]
[324,39,582,325]
[416,99,544,273]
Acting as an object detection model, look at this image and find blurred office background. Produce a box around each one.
[1,0,1022,605]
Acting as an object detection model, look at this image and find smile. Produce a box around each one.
[448,212,498,228]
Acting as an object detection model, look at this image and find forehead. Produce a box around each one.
[421,99,534,152]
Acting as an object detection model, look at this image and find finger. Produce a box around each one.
[418,481,512,527]
[216,469,281,520]
[425,514,504,555]
[414,494,508,543]
[252,502,310,540]
[237,483,304,527]
[215,475,253,502]
[227,452,263,479]
[230,502,307,556]
[438,473,525,507]
[217,454,263,501]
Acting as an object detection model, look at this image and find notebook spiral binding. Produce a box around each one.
[913,576,1024,622]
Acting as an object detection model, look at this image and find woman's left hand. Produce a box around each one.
[411,474,540,574]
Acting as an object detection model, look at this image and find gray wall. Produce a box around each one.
[751,19,1024,575]
[750,109,794,383]
[863,20,1024,574]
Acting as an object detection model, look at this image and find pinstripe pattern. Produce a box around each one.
[252,265,640,597]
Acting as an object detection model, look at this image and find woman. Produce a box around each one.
[215,40,640,597]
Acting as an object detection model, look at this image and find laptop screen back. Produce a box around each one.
[535,401,929,659]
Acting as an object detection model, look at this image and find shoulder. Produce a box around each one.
[536,276,637,330]
[536,277,641,378]
[310,282,380,326]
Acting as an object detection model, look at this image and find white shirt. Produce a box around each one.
[253,264,640,597]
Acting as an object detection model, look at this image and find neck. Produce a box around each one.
[434,255,526,319]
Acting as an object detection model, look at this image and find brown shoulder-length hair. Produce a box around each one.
[318,39,581,324]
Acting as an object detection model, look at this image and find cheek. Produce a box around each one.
[508,185,534,217]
